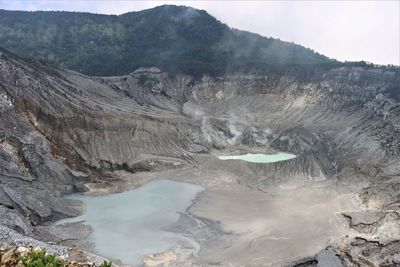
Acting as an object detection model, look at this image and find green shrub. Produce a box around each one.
[20,249,63,267]
[100,261,112,267]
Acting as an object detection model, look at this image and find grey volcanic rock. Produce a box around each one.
[0,206,32,235]
[0,46,400,265]
[0,225,68,256]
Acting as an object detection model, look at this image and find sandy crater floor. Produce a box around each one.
[64,162,363,266]
[190,183,361,265]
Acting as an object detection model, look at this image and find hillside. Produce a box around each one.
[0,5,331,76]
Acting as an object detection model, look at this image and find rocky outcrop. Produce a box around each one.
[0,243,112,267]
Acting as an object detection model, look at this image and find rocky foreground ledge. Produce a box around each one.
[0,224,113,267]
[0,244,115,267]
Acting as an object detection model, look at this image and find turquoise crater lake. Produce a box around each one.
[218,152,296,163]
[57,179,204,266]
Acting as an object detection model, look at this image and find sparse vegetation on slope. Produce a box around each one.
[20,249,63,267]
[0,245,113,267]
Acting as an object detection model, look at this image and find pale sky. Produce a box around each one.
[0,0,399,65]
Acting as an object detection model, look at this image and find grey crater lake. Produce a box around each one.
[218,152,296,163]
[57,179,204,266]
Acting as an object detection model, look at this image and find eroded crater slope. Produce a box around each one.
[0,45,400,266]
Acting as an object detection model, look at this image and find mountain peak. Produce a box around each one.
[0,5,331,76]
